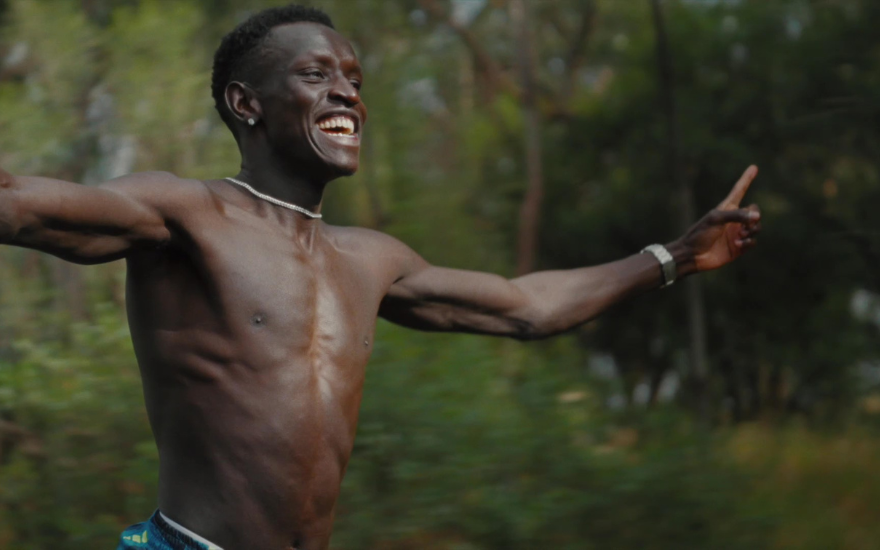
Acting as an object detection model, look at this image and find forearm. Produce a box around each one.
[0,172,77,246]
[511,242,695,339]
[0,174,23,243]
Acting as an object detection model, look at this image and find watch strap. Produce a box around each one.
[641,244,676,288]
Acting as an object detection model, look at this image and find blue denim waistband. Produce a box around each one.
[117,510,220,550]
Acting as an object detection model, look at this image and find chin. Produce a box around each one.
[335,167,358,178]
[319,153,360,180]
[311,161,358,183]
[337,161,359,177]
[309,127,362,180]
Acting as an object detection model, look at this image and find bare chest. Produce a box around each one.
[128,215,384,375]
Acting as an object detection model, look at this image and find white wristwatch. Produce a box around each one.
[641,244,676,288]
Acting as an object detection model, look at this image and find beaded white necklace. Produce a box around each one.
[224,177,322,219]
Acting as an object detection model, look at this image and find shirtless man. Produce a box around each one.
[0,5,761,550]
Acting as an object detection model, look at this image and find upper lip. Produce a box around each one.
[315,110,361,134]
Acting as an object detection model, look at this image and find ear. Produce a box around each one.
[225,81,263,125]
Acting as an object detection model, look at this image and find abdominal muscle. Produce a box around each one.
[135,333,368,550]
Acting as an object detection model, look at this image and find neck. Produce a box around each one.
[235,153,328,215]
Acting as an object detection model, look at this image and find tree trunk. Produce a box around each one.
[649,0,711,421]
[510,0,545,276]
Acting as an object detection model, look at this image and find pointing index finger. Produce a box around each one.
[721,165,758,208]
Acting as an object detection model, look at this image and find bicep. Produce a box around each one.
[379,263,539,338]
[4,172,175,263]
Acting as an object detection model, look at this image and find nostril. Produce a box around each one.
[329,89,360,106]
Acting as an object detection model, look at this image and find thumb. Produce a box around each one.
[720,165,758,208]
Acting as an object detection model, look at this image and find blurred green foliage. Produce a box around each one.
[1,0,880,548]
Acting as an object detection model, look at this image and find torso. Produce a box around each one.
[125,179,398,550]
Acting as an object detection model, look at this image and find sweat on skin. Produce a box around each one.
[0,11,761,550]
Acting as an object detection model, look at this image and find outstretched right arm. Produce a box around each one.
[0,167,188,264]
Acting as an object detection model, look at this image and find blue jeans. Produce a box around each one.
[117,511,219,550]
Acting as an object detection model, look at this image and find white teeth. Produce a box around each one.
[317,116,356,134]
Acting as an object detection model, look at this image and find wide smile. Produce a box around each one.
[315,113,360,144]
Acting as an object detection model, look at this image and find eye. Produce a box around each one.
[350,80,362,91]
[301,69,324,79]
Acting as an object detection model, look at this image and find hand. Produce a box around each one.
[670,166,762,274]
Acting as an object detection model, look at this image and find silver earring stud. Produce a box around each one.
[248,118,256,126]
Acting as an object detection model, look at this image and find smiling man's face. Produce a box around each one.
[257,22,367,179]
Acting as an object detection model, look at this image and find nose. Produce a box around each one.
[328,76,360,106]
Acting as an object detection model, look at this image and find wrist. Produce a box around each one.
[665,240,698,279]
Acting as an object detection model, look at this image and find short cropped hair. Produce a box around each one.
[211,4,335,129]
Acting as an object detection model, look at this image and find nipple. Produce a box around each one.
[251,313,266,327]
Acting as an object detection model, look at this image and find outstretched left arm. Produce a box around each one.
[379,166,761,340]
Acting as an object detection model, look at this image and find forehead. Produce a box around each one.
[265,22,358,65]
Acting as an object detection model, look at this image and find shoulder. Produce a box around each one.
[101,171,195,189]
[324,225,413,255]
[100,171,207,197]
[323,225,429,277]
[99,172,215,215]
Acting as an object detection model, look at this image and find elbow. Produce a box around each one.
[511,327,545,342]
[511,323,561,342]
[509,305,589,342]
[508,310,554,341]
